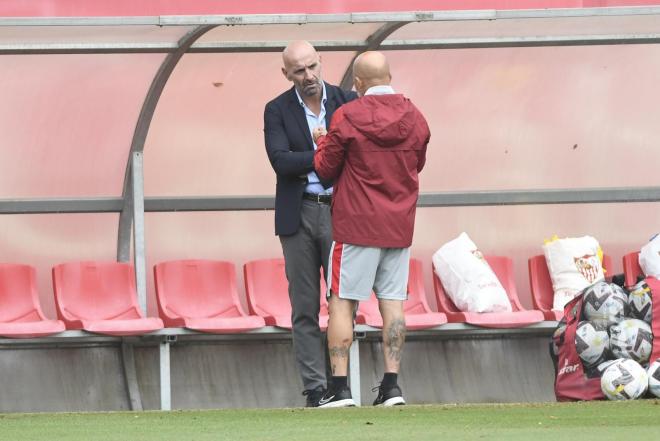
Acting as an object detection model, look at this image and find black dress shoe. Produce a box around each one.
[303,385,326,407]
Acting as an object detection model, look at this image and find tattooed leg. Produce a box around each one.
[327,294,356,376]
[379,299,406,373]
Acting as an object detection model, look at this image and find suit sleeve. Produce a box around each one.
[314,108,348,181]
[342,89,359,102]
[264,102,315,176]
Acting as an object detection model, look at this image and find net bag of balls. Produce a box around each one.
[552,276,660,401]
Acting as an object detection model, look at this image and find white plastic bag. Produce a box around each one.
[639,233,660,278]
[432,232,512,313]
[543,235,604,310]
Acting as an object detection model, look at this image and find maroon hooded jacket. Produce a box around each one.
[314,93,430,248]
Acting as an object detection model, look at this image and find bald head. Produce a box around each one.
[353,51,391,96]
[282,40,316,69]
[281,40,323,99]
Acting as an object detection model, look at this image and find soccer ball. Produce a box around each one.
[609,319,653,365]
[582,281,628,327]
[648,359,660,398]
[596,359,621,376]
[575,321,609,367]
[600,358,648,400]
[628,280,653,324]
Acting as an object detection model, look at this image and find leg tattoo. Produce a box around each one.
[329,345,350,375]
[385,319,406,363]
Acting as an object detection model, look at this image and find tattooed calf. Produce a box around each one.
[329,345,350,374]
[385,318,406,362]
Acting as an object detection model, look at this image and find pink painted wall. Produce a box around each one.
[1,3,660,316]
[0,54,165,198]
[142,44,660,313]
[0,53,167,316]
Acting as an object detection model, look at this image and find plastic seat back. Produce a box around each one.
[529,253,613,311]
[405,258,433,314]
[154,260,246,320]
[528,255,554,311]
[623,252,643,287]
[243,259,290,318]
[53,261,143,321]
[244,258,328,319]
[484,256,523,311]
[0,264,47,323]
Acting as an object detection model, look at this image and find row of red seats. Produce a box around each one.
[0,253,645,339]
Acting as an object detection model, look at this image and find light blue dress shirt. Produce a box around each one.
[295,83,332,195]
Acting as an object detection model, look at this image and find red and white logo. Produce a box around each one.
[574,254,600,283]
[471,249,485,261]
[558,359,580,376]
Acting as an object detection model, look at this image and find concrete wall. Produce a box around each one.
[0,333,555,412]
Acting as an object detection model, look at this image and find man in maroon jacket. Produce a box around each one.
[312,51,430,407]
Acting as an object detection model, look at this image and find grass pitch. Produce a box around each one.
[2,401,659,441]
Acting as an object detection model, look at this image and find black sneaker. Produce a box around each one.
[317,385,356,408]
[372,384,406,406]
[303,386,326,407]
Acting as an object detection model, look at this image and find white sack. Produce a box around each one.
[543,235,604,310]
[432,232,512,313]
[639,233,660,279]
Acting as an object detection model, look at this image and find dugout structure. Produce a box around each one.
[1,0,660,411]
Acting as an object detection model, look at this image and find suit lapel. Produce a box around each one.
[318,82,336,190]
[325,83,339,127]
[287,88,314,150]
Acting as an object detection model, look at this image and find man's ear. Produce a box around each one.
[354,76,363,92]
[281,67,289,81]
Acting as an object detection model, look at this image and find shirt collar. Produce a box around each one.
[365,85,395,96]
[295,81,327,108]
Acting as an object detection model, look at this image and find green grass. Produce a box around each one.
[2,401,659,441]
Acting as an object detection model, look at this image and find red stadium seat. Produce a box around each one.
[356,258,447,329]
[528,255,563,321]
[52,261,163,336]
[0,263,65,338]
[154,259,264,333]
[432,255,544,328]
[529,253,613,320]
[243,258,329,330]
[623,252,644,287]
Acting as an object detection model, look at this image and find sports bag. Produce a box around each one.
[552,293,604,401]
[553,276,660,401]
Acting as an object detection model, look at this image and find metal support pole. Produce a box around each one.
[159,339,171,411]
[349,338,361,406]
[131,152,147,314]
[121,341,143,411]
[339,21,409,91]
[117,181,133,262]
[117,24,216,264]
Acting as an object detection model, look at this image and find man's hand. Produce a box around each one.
[313,126,327,143]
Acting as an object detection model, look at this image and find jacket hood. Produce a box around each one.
[343,94,417,147]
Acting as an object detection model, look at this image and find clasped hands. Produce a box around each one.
[312,126,327,143]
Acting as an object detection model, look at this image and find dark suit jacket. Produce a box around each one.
[264,82,357,236]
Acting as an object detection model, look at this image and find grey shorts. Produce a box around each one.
[326,241,410,301]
